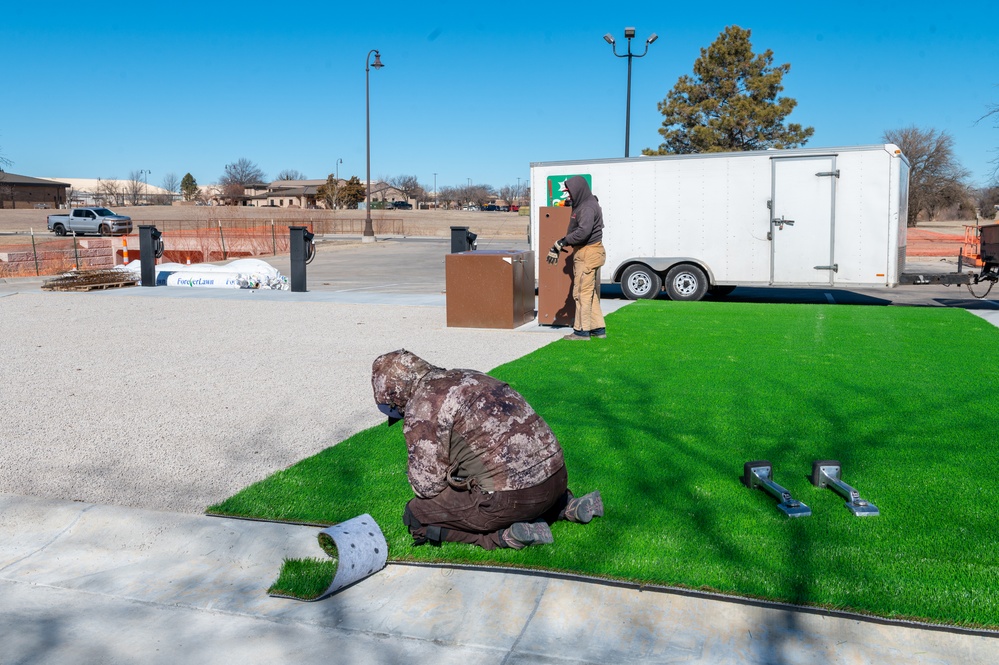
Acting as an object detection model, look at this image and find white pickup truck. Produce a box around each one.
[47,207,133,236]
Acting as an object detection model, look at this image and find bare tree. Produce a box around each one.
[461,183,496,208]
[499,185,520,207]
[418,182,434,207]
[161,173,180,194]
[97,178,124,207]
[0,142,12,171]
[883,126,969,226]
[219,158,266,205]
[220,158,266,187]
[437,185,459,210]
[316,174,341,209]
[976,186,999,221]
[978,101,999,181]
[276,169,307,181]
[126,170,144,206]
[220,182,246,205]
[197,186,216,205]
[388,175,424,201]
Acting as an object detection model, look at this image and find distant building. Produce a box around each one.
[236,179,410,209]
[45,178,177,207]
[0,172,69,209]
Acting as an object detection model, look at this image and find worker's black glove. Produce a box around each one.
[546,239,566,265]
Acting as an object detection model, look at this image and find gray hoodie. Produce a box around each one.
[562,175,603,247]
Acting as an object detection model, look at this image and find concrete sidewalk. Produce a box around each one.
[2,494,996,665]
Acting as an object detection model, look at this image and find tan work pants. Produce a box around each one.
[572,242,606,333]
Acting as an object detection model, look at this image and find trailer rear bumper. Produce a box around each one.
[899,272,975,286]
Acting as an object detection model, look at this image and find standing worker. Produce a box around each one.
[371,349,604,550]
[546,175,606,340]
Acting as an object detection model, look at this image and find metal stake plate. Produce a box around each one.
[743,461,811,518]
[811,460,879,517]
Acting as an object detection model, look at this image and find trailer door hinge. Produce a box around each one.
[814,264,839,272]
[815,170,840,178]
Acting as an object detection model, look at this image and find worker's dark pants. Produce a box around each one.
[404,465,568,550]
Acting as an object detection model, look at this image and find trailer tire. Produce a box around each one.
[53,224,66,236]
[665,264,708,301]
[620,264,662,300]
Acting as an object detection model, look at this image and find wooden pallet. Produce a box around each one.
[42,279,138,292]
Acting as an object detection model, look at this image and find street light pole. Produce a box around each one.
[140,169,151,203]
[334,157,342,210]
[364,49,383,243]
[433,172,437,210]
[604,28,658,158]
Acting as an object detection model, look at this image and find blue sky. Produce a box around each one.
[3,1,996,192]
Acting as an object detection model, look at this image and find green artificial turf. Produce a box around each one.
[209,301,999,627]
[268,557,337,600]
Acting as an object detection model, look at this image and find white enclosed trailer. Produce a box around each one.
[530,144,911,300]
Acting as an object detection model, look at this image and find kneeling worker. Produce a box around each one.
[371,349,602,550]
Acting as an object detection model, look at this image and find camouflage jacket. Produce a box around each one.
[371,350,565,498]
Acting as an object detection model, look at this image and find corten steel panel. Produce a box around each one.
[445,250,535,328]
[981,224,999,262]
[538,207,576,326]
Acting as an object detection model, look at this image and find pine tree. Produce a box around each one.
[338,176,367,209]
[644,26,814,155]
[180,173,199,201]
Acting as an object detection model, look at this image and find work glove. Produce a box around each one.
[546,239,566,265]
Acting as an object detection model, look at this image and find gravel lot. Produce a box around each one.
[0,290,561,513]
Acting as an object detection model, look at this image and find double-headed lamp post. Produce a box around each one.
[140,169,151,202]
[364,49,384,242]
[604,27,658,158]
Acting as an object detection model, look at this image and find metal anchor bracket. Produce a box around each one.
[742,461,811,517]
[810,460,880,516]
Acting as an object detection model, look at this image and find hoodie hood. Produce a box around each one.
[564,175,592,208]
[371,349,438,412]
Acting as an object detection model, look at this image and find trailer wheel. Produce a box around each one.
[99,224,111,236]
[53,224,66,236]
[665,264,708,301]
[620,264,662,300]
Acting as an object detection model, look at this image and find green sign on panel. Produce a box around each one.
[547,174,592,207]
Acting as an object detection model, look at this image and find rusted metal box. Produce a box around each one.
[537,206,576,326]
[445,250,535,328]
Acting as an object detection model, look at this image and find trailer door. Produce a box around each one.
[770,155,837,285]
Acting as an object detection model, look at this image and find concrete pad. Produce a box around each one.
[1,494,996,664]
[970,309,999,328]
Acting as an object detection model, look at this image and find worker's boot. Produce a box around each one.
[500,522,554,550]
[562,491,604,524]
